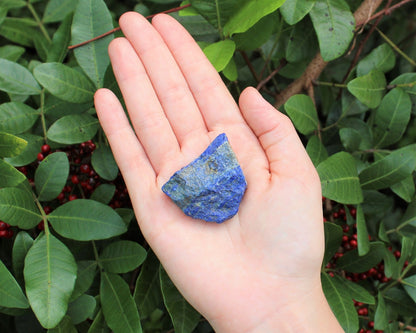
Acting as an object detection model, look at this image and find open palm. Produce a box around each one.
[95,12,340,332]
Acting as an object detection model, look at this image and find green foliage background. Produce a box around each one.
[0,0,415,332]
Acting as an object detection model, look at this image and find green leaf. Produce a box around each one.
[359,144,416,190]
[357,43,396,76]
[0,45,25,61]
[24,233,77,329]
[0,132,27,158]
[0,0,26,10]
[317,152,363,204]
[0,58,41,95]
[5,133,43,167]
[0,187,41,229]
[0,158,25,187]
[222,56,237,81]
[0,259,29,309]
[347,70,386,108]
[223,0,285,36]
[35,152,70,201]
[43,0,77,23]
[402,275,416,304]
[100,272,142,333]
[337,242,385,273]
[284,94,319,135]
[286,18,318,62]
[384,288,416,317]
[391,175,415,203]
[203,39,236,72]
[90,184,116,204]
[67,294,96,325]
[306,135,328,167]
[72,0,114,88]
[321,273,358,333]
[0,102,38,134]
[374,292,388,330]
[390,73,416,96]
[338,277,375,304]
[339,118,372,150]
[399,198,416,229]
[48,199,127,241]
[48,315,77,333]
[47,14,73,63]
[160,267,200,333]
[100,241,147,274]
[12,231,33,285]
[87,310,109,333]
[372,88,412,148]
[34,63,95,103]
[382,248,398,279]
[91,146,118,181]
[309,0,355,61]
[189,0,240,30]
[323,222,342,266]
[280,0,316,24]
[233,13,275,51]
[0,17,39,47]
[70,261,97,302]
[47,114,99,144]
[133,250,162,319]
[398,236,414,270]
[356,205,370,256]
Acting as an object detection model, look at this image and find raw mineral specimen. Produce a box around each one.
[162,133,247,223]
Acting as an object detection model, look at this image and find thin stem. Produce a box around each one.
[68,4,192,50]
[214,0,223,39]
[387,81,416,90]
[376,27,416,67]
[356,0,415,27]
[313,80,348,88]
[40,89,48,143]
[34,195,50,235]
[92,241,103,270]
[27,1,51,43]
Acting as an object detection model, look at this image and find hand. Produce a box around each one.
[95,12,342,332]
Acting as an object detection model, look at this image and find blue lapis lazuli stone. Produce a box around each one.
[162,133,247,223]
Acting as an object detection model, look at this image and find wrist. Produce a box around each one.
[210,277,343,333]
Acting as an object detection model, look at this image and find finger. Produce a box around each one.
[239,87,317,179]
[119,12,207,148]
[108,37,180,172]
[151,14,245,130]
[94,88,157,205]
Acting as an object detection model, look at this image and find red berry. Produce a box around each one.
[342,235,349,242]
[71,175,80,184]
[37,153,44,161]
[368,321,374,328]
[333,211,339,219]
[338,208,345,216]
[350,208,357,217]
[41,144,51,154]
[349,239,358,248]
[6,229,13,238]
[342,224,350,233]
[37,221,44,230]
[80,164,91,174]
[68,194,78,201]
[357,307,368,316]
[0,230,8,237]
[43,206,52,215]
[394,250,401,258]
[0,221,8,231]
[57,192,65,201]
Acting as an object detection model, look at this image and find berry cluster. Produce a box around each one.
[0,221,13,239]
[8,141,132,239]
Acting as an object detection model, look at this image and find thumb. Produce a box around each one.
[239,87,316,179]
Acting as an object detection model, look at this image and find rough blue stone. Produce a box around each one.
[162,133,247,223]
